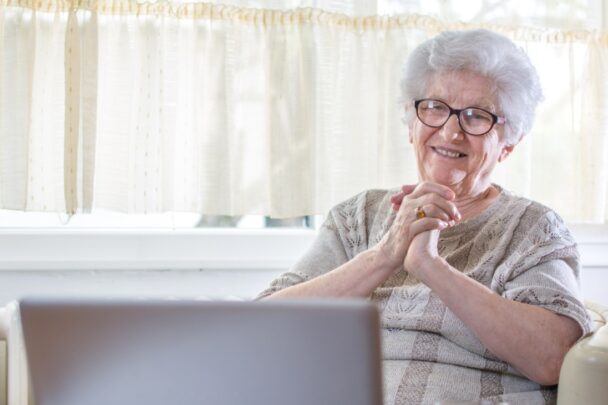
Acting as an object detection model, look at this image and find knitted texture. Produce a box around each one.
[257,185,592,405]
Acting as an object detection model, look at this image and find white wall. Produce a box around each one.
[579,267,608,304]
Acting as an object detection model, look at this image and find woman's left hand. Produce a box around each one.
[403,228,443,283]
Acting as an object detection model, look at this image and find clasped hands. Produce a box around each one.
[375,182,461,282]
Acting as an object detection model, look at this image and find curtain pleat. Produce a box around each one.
[0,1,607,221]
[64,9,79,213]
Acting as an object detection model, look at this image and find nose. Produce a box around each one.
[440,114,464,142]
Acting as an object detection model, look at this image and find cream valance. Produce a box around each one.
[0,1,607,221]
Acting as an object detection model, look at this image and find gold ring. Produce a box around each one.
[415,206,426,219]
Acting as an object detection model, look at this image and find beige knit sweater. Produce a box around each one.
[257,186,592,405]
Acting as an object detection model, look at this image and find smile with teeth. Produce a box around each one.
[432,146,466,159]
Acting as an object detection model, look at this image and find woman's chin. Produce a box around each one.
[422,171,466,188]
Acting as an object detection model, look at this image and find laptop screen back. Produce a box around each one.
[20,298,383,405]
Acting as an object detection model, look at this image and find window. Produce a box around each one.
[0,1,606,278]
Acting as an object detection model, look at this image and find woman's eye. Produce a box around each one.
[426,104,447,112]
[466,110,492,121]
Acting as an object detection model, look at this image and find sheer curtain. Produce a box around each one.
[0,0,607,221]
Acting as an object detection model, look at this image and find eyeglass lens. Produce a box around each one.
[416,99,495,136]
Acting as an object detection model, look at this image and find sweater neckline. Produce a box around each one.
[439,184,509,238]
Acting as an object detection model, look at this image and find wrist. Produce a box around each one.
[367,245,400,276]
[416,256,452,286]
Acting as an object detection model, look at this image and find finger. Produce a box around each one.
[413,203,454,224]
[396,192,460,222]
[391,193,403,211]
[409,181,455,200]
[401,184,417,195]
[418,194,461,221]
[409,217,449,236]
[390,184,416,206]
[390,192,404,206]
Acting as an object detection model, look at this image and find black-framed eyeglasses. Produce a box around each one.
[414,99,506,136]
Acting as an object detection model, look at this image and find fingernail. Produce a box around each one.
[449,220,455,227]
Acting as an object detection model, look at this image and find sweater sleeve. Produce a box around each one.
[255,211,350,299]
[498,210,593,336]
[255,189,385,299]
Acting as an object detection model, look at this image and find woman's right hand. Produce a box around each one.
[373,182,461,272]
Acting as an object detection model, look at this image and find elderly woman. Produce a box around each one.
[257,29,591,404]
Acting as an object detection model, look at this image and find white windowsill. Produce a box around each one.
[0,228,317,271]
[0,224,605,271]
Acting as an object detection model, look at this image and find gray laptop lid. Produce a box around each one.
[20,298,383,405]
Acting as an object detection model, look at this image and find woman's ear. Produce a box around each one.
[498,143,516,162]
[498,136,523,163]
[498,131,524,163]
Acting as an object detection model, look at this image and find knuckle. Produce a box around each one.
[428,194,440,204]
[418,181,430,190]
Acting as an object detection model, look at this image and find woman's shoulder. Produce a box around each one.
[323,188,396,235]
[495,186,573,243]
[318,188,396,256]
[328,188,396,216]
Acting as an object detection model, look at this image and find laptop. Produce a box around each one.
[19,298,383,405]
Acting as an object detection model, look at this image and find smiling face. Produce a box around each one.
[408,70,516,198]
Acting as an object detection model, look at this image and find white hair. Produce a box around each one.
[401,29,544,144]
